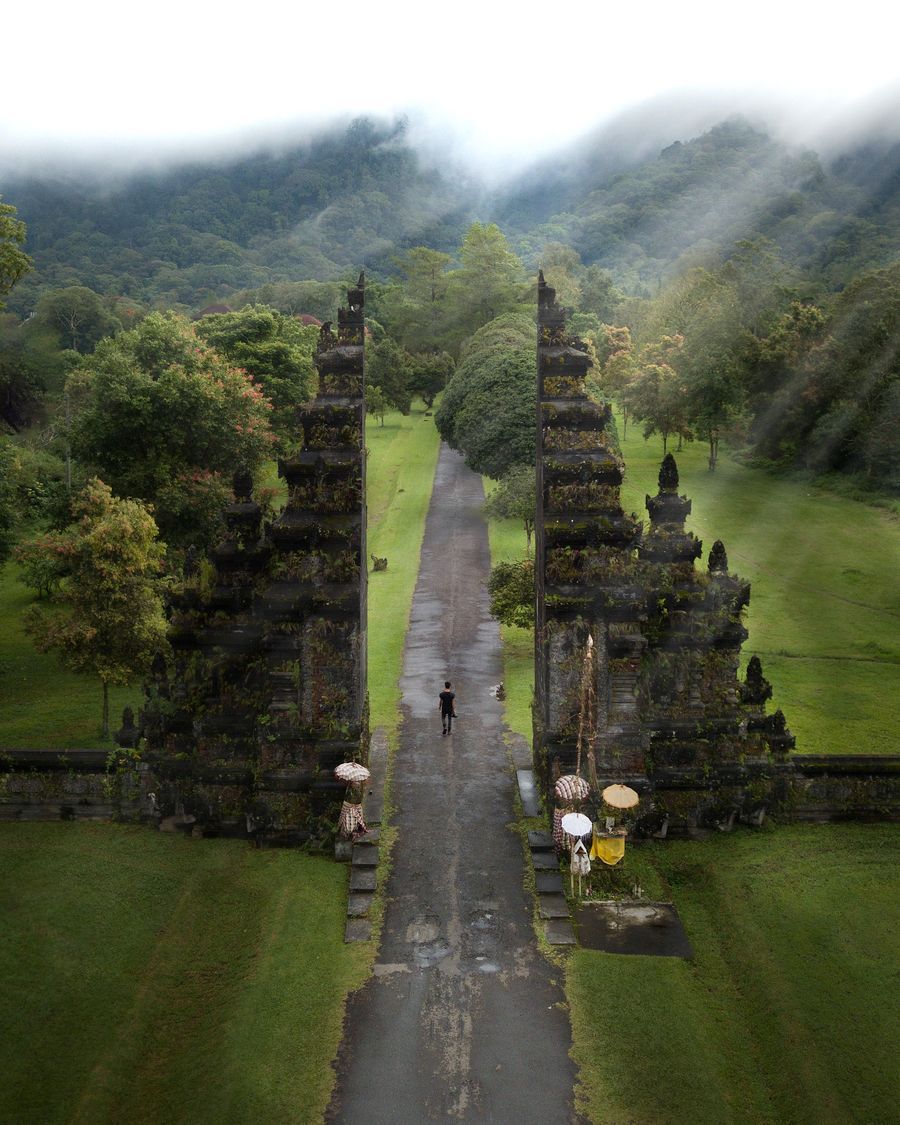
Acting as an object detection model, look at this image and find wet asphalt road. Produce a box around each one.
[327,445,582,1123]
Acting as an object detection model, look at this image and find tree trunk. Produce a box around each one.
[525,520,533,555]
[102,681,110,739]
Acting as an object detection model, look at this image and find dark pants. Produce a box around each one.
[441,710,453,732]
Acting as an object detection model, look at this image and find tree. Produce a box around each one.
[539,243,583,309]
[409,350,454,408]
[387,247,454,352]
[435,312,536,478]
[195,305,317,442]
[621,334,692,453]
[487,558,534,629]
[622,361,691,454]
[365,383,387,426]
[68,312,274,547]
[33,286,121,353]
[484,465,536,553]
[366,336,413,414]
[444,223,526,350]
[0,198,32,308]
[22,479,168,737]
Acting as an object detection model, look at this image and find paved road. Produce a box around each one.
[328,445,582,1123]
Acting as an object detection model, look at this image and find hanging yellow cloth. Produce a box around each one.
[590,831,626,866]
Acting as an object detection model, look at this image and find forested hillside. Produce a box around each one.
[1,118,475,312]
[498,119,900,293]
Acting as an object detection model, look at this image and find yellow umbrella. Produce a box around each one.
[601,784,639,809]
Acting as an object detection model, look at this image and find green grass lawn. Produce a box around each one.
[366,404,442,737]
[484,419,900,756]
[0,823,370,1125]
[567,823,900,1125]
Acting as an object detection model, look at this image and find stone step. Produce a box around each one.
[538,894,571,920]
[532,851,560,871]
[351,846,379,867]
[535,871,565,895]
[349,867,377,892]
[528,830,554,851]
[544,918,577,946]
[355,828,380,845]
[344,918,372,943]
[347,892,374,918]
[517,769,542,817]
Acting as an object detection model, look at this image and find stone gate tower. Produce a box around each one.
[534,274,795,832]
[143,277,368,842]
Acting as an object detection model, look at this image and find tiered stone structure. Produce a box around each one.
[534,274,802,832]
[142,277,368,843]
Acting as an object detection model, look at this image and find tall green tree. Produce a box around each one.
[435,312,535,478]
[484,465,536,552]
[366,336,413,414]
[444,223,526,350]
[22,479,168,737]
[0,198,32,308]
[68,313,274,546]
[33,286,121,353]
[195,304,317,442]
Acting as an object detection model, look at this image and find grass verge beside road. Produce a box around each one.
[0,823,370,1125]
[568,823,900,1124]
[366,405,442,736]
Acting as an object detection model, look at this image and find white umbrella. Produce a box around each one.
[335,762,371,784]
[561,811,592,837]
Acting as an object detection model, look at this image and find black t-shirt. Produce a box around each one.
[439,690,455,714]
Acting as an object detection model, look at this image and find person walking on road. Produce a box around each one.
[438,681,456,735]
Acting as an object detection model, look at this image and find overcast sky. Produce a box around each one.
[4,0,899,171]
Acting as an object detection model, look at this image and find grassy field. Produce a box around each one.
[365,404,442,736]
[567,823,900,1125]
[0,823,369,1125]
[484,420,900,756]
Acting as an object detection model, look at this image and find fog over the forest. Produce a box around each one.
[2,83,900,192]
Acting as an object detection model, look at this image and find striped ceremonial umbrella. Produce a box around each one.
[335,762,371,784]
[555,774,591,803]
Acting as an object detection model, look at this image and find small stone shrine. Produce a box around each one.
[141,277,368,843]
[534,273,799,832]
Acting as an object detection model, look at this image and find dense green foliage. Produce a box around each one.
[68,313,274,546]
[435,312,535,477]
[0,197,32,306]
[0,823,370,1124]
[487,557,534,629]
[194,304,317,441]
